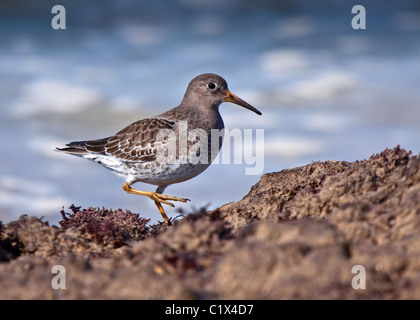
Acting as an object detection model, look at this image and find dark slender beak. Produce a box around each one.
[224,91,262,115]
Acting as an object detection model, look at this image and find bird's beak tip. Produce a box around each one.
[224,91,262,116]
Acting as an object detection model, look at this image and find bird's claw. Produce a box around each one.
[151,193,190,207]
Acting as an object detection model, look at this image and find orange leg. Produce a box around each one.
[122,183,189,224]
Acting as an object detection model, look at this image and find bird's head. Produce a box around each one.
[183,73,262,115]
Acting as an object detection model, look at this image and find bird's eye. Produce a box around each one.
[207,82,216,90]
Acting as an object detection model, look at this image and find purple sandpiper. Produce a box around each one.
[57,73,261,224]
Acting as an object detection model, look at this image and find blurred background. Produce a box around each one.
[0,0,419,224]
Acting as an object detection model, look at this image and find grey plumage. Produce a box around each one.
[56,73,261,223]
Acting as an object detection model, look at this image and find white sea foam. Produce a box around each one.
[260,49,308,76]
[118,24,165,47]
[0,175,69,220]
[276,70,357,104]
[301,113,349,133]
[264,136,325,159]
[12,79,103,118]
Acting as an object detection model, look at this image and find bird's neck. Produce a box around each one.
[161,103,223,131]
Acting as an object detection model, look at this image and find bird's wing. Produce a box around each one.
[103,117,177,162]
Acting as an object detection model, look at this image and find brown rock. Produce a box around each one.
[1,146,420,299]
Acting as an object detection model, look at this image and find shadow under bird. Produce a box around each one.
[57,73,262,224]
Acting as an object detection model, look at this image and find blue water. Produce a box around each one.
[1,0,420,224]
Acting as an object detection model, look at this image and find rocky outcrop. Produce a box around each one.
[1,146,419,299]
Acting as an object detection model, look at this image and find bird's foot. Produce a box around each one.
[122,183,190,225]
[123,183,189,207]
[150,193,190,208]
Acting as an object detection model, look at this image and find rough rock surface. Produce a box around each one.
[1,146,420,299]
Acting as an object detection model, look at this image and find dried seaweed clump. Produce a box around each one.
[368,145,414,169]
[59,205,153,247]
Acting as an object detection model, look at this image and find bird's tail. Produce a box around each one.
[56,138,109,156]
[56,141,88,156]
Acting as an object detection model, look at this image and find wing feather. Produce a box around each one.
[104,117,176,162]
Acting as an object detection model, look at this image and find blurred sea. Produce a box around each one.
[1,0,420,224]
